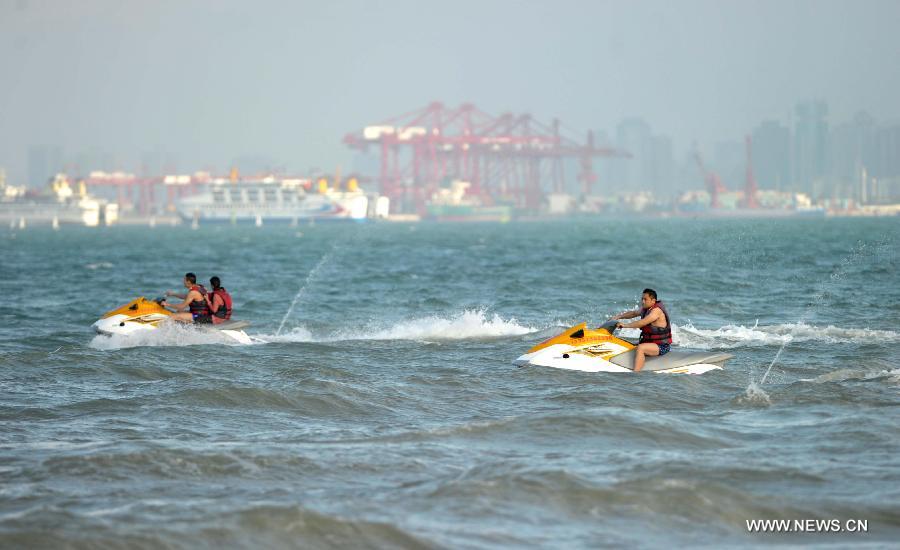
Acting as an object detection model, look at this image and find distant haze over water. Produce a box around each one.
[2,0,899,192]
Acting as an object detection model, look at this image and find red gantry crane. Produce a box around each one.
[693,149,728,209]
[343,102,631,213]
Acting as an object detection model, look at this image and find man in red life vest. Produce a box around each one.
[205,276,233,325]
[611,288,673,372]
[161,272,212,324]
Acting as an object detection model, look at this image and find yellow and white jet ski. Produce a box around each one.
[514,321,731,374]
[92,297,252,345]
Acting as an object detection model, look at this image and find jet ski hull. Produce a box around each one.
[92,297,253,345]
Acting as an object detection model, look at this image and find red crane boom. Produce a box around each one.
[693,150,727,209]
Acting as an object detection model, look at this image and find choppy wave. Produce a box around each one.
[217,505,431,548]
[733,382,772,406]
[0,504,430,549]
[261,309,536,343]
[674,321,900,349]
[10,221,900,547]
[802,367,900,384]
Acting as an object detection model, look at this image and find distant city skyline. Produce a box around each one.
[594,102,900,202]
[17,99,900,204]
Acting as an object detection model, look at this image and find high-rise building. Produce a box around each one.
[648,135,674,196]
[615,117,652,191]
[27,145,63,188]
[871,124,900,202]
[827,111,875,200]
[607,118,674,197]
[793,100,828,196]
[873,124,900,178]
[713,140,744,190]
[72,149,118,177]
[751,120,791,191]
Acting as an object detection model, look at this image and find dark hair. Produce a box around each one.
[642,288,658,300]
[210,276,221,290]
[185,272,197,284]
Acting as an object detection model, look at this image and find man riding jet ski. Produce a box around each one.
[514,290,731,374]
[610,288,673,372]
[164,274,234,324]
[161,272,213,324]
[92,274,250,345]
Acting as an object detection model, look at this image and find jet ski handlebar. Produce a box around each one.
[599,319,620,333]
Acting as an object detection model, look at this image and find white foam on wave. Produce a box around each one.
[801,367,900,384]
[673,321,900,349]
[734,381,772,406]
[89,322,238,350]
[258,309,537,343]
[255,326,314,344]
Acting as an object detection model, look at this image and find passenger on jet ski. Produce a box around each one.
[161,272,212,324]
[205,276,233,325]
[611,288,672,372]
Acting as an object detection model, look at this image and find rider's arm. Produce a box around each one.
[612,309,640,320]
[619,308,660,329]
[162,290,200,312]
[166,290,187,299]
[207,294,222,314]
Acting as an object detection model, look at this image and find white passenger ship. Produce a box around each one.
[175,176,388,224]
[0,174,118,227]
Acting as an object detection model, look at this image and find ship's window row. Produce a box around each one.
[210,188,308,204]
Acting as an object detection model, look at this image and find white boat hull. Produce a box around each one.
[515,344,726,375]
[93,314,252,345]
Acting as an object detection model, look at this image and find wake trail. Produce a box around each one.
[275,226,371,337]
[261,309,536,343]
[275,251,333,337]
[760,237,893,385]
[673,321,899,349]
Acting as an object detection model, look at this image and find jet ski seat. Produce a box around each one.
[610,349,733,372]
[211,320,250,331]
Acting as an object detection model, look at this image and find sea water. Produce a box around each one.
[0,218,898,547]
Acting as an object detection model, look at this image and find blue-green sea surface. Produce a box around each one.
[1,217,898,548]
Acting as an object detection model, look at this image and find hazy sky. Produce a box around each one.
[1,0,898,183]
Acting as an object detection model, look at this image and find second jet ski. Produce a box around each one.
[514,320,731,374]
[92,297,253,345]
